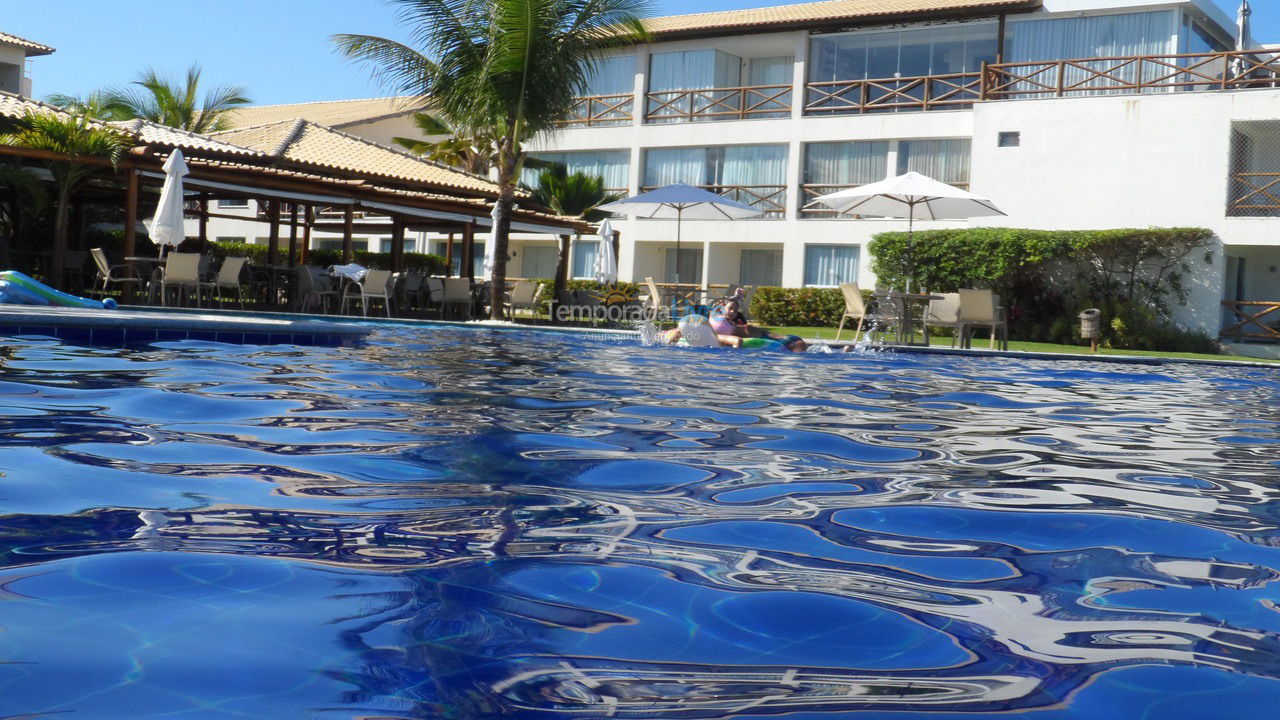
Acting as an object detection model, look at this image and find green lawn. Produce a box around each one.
[764,326,1280,364]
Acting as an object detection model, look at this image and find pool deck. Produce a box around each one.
[0,304,369,346]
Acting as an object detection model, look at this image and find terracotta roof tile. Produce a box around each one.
[111,118,264,157]
[220,96,425,130]
[211,118,506,197]
[0,31,53,56]
[640,0,1039,37]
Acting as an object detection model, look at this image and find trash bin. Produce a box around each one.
[1079,308,1101,352]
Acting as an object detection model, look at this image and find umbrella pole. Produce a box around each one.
[906,204,915,295]
[675,205,682,288]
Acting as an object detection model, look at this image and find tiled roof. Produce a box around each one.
[220,96,425,130]
[210,118,505,197]
[0,31,54,56]
[638,0,1040,37]
[111,118,264,157]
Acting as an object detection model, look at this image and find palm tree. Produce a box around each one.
[393,112,497,175]
[334,0,650,319]
[97,65,250,134]
[530,166,620,309]
[0,111,130,289]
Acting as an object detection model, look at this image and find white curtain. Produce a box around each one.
[584,55,634,96]
[664,248,703,283]
[804,245,860,287]
[524,151,631,191]
[739,248,782,286]
[571,240,599,279]
[1006,11,1176,94]
[720,145,788,187]
[644,147,708,186]
[746,56,794,117]
[650,49,742,121]
[804,141,890,185]
[897,139,971,185]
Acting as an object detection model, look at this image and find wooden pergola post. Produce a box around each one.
[445,232,455,276]
[288,203,299,267]
[123,169,139,303]
[391,216,405,272]
[462,222,475,281]
[267,199,280,266]
[301,204,312,265]
[342,206,354,263]
[198,192,209,253]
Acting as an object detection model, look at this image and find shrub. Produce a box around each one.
[198,240,447,275]
[752,286,853,327]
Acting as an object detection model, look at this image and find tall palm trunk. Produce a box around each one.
[553,233,571,316]
[489,155,517,320]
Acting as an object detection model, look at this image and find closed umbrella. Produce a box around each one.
[482,202,499,281]
[1232,1,1253,77]
[149,149,189,258]
[812,171,1005,292]
[599,183,760,287]
[594,217,617,285]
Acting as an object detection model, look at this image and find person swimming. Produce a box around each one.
[716,299,807,352]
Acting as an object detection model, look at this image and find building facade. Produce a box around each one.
[0,31,53,97]
[517,0,1280,348]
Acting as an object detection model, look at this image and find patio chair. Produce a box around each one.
[341,268,394,317]
[834,283,868,342]
[867,289,905,343]
[397,273,426,315]
[442,277,472,320]
[423,277,445,317]
[504,280,544,321]
[158,252,204,307]
[923,292,962,346]
[957,288,1008,350]
[640,276,666,322]
[296,266,338,314]
[202,256,249,309]
[89,248,142,298]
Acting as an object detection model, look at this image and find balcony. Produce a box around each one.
[645,85,792,123]
[640,184,787,217]
[557,93,634,127]
[984,49,1280,100]
[1228,173,1280,217]
[805,72,983,115]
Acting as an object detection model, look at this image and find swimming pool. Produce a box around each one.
[0,325,1277,719]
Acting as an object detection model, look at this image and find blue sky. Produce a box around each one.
[5,0,1273,106]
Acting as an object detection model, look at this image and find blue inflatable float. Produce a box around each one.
[0,271,116,310]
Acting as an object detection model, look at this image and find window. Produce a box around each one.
[217,198,249,208]
[897,139,971,186]
[804,245,860,287]
[997,131,1020,148]
[1005,11,1176,95]
[572,240,599,279]
[1228,121,1280,217]
[584,55,635,96]
[522,246,559,279]
[215,236,246,244]
[664,248,703,284]
[802,141,890,217]
[523,150,630,193]
[648,49,742,122]
[643,145,788,215]
[316,238,369,252]
[809,24,997,83]
[739,249,782,286]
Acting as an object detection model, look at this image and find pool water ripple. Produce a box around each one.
[0,326,1277,718]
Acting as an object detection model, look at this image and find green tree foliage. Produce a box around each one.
[868,227,1218,351]
[0,111,130,289]
[334,0,650,319]
[392,112,497,176]
[51,65,251,134]
[528,166,622,306]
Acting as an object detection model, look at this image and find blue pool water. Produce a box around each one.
[0,325,1278,719]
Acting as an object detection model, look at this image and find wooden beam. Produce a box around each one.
[342,206,354,263]
[123,169,139,302]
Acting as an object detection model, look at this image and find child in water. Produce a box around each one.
[718,298,807,352]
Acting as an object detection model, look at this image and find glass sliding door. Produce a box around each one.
[1005,10,1177,95]
[739,248,782,286]
[746,56,794,118]
[896,139,971,187]
[522,245,559,280]
[523,150,631,193]
[804,245,860,287]
[643,145,788,216]
[571,240,600,279]
[664,248,703,284]
[649,49,743,122]
[802,141,890,217]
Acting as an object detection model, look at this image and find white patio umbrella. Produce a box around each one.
[599,183,760,286]
[593,217,617,285]
[1232,1,1253,77]
[812,171,1005,291]
[148,149,189,258]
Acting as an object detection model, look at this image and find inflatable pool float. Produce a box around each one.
[0,271,117,310]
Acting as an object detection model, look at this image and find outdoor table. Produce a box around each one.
[125,256,166,303]
[876,291,943,346]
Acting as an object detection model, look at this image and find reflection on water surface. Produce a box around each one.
[0,327,1277,718]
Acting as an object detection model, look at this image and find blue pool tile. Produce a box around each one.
[90,328,125,345]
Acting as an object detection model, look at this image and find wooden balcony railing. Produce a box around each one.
[645,84,791,122]
[799,182,969,218]
[804,72,981,115]
[639,184,786,217]
[1220,301,1280,342]
[1228,172,1280,216]
[557,93,634,127]
[984,49,1280,100]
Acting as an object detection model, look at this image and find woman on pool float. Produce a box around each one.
[710,298,807,352]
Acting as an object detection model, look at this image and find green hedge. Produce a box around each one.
[197,240,448,275]
[751,286,851,327]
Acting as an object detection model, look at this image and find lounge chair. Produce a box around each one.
[296,266,338,314]
[423,277,445,317]
[923,292,962,346]
[202,256,249,309]
[505,280,544,321]
[835,283,868,342]
[957,288,1008,350]
[89,248,142,298]
[442,278,472,320]
[158,252,204,307]
[341,269,394,317]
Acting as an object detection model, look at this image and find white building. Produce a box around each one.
[516,0,1280,349]
[0,31,53,97]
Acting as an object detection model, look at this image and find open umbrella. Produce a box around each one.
[149,149,189,258]
[594,217,617,285]
[812,171,1005,291]
[599,183,760,286]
